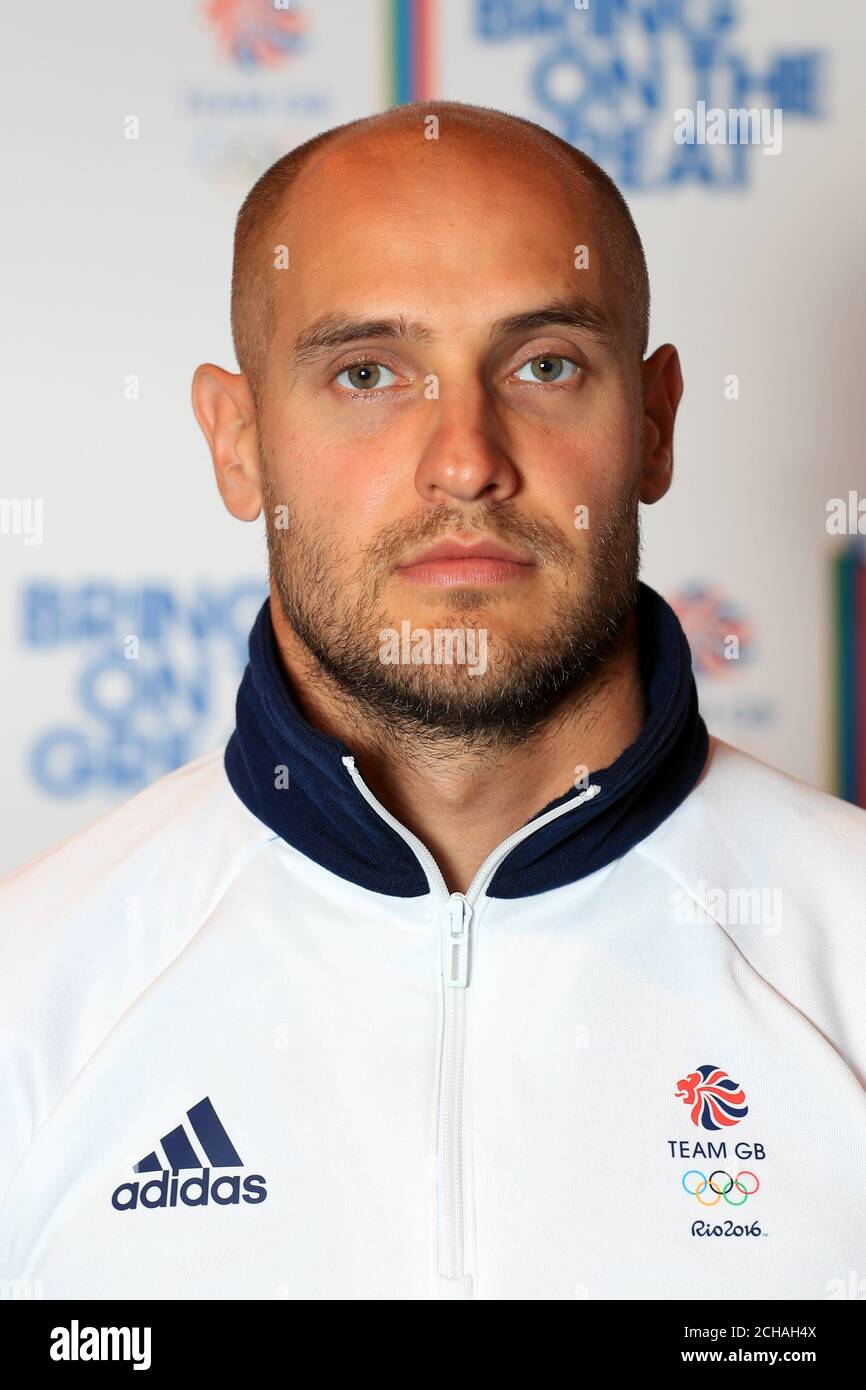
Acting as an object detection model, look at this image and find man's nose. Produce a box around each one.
[413,389,520,505]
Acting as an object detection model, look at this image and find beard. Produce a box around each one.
[262,471,642,752]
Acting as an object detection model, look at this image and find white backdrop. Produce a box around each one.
[2,0,865,876]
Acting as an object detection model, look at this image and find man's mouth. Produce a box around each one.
[395,536,538,588]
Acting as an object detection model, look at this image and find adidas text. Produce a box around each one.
[111,1168,267,1210]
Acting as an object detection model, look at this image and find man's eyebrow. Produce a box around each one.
[491,297,615,344]
[291,296,615,366]
[292,314,435,365]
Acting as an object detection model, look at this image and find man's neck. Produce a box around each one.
[270,599,646,893]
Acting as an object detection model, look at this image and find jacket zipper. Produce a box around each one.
[341,754,600,1293]
[440,892,470,1283]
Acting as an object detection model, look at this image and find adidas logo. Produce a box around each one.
[111,1096,268,1210]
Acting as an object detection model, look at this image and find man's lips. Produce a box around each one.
[395,537,537,587]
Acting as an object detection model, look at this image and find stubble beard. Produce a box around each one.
[262,471,642,753]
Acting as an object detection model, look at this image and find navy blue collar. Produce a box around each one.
[224,584,709,898]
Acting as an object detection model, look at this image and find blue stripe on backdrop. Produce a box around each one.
[394,0,412,104]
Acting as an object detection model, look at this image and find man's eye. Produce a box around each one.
[513,355,581,384]
[334,362,398,391]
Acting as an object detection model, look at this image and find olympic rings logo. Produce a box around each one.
[682,1169,760,1206]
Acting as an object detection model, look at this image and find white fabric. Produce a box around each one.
[1,735,865,1300]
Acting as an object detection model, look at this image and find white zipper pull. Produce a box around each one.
[442,893,472,988]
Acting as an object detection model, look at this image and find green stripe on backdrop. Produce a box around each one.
[835,545,856,802]
[387,0,410,108]
[384,0,395,107]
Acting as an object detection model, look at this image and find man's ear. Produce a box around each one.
[639,344,683,504]
[191,364,263,521]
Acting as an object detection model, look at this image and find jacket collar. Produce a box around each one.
[224,583,709,898]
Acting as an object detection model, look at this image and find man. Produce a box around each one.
[1,101,865,1302]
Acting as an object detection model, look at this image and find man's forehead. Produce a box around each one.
[265,124,631,354]
[282,120,601,237]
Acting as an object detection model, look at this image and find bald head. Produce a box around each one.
[230,101,650,409]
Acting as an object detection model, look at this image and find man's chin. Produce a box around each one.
[347,609,601,730]
[372,608,536,681]
[386,573,541,616]
[325,638,595,748]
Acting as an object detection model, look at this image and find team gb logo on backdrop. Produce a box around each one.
[202,0,307,68]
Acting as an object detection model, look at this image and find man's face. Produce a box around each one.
[256,128,645,747]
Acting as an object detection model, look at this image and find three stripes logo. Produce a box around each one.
[111,1096,267,1210]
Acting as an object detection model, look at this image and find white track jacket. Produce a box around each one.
[1,585,865,1301]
